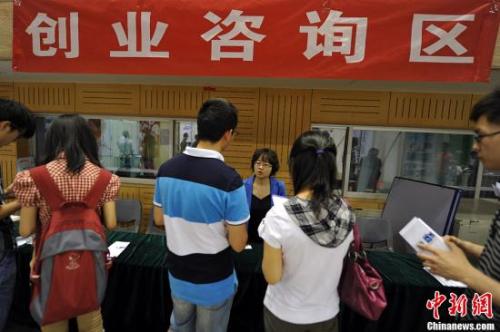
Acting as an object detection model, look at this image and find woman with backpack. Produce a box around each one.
[258,131,355,332]
[13,114,120,332]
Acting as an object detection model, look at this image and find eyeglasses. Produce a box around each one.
[473,130,500,143]
[255,161,272,168]
[230,129,239,137]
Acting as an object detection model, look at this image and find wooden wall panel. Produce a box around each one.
[469,94,486,128]
[16,138,30,158]
[208,87,259,177]
[208,87,259,143]
[388,93,472,129]
[15,83,75,113]
[493,27,500,68]
[311,90,390,125]
[141,86,208,117]
[118,184,140,200]
[0,1,12,60]
[347,197,386,210]
[76,84,140,115]
[258,89,312,194]
[0,155,16,186]
[0,142,16,156]
[139,185,154,233]
[0,82,13,99]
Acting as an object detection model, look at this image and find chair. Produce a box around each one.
[357,177,462,253]
[146,206,165,236]
[115,199,142,233]
[382,177,461,253]
[357,216,391,250]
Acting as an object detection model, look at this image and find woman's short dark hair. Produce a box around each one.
[41,114,102,173]
[197,99,238,143]
[289,131,337,216]
[0,98,35,138]
[251,148,280,176]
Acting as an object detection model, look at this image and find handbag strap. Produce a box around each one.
[353,223,362,252]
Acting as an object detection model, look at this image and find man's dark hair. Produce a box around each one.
[0,98,35,138]
[197,99,238,143]
[41,114,102,173]
[251,148,280,176]
[470,89,500,125]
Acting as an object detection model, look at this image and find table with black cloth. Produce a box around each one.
[10,232,172,332]
[10,232,464,332]
[339,251,466,332]
[8,232,265,332]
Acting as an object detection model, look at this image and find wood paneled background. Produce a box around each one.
[2,82,480,228]
[0,82,479,190]
[388,93,473,128]
[0,82,481,178]
[312,90,390,126]
[16,83,75,113]
[0,85,485,229]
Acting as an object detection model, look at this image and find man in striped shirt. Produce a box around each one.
[419,90,500,328]
[153,99,249,332]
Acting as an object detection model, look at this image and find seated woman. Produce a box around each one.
[13,114,120,332]
[258,131,354,332]
[244,148,286,244]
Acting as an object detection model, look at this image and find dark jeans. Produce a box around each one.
[263,306,338,332]
[0,252,16,332]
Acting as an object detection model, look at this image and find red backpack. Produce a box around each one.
[29,165,112,326]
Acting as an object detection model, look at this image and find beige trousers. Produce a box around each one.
[41,309,103,332]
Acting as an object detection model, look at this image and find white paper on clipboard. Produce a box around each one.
[400,217,466,288]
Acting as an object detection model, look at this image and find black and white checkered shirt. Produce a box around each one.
[284,195,354,248]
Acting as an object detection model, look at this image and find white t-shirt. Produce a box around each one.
[258,197,353,324]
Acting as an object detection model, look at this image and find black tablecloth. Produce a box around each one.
[8,233,266,332]
[9,232,469,332]
[101,232,170,332]
[340,251,466,332]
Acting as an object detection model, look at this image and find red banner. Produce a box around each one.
[12,0,500,82]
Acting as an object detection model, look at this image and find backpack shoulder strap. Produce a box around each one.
[29,165,65,210]
[84,169,113,209]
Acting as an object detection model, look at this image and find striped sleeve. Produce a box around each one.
[224,185,249,225]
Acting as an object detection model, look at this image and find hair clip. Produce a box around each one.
[316,149,324,155]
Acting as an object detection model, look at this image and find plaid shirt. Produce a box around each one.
[284,195,354,248]
[13,158,120,230]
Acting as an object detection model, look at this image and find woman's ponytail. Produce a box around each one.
[289,131,338,217]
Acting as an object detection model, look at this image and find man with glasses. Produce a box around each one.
[0,99,35,332]
[419,90,500,328]
[153,99,249,332]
